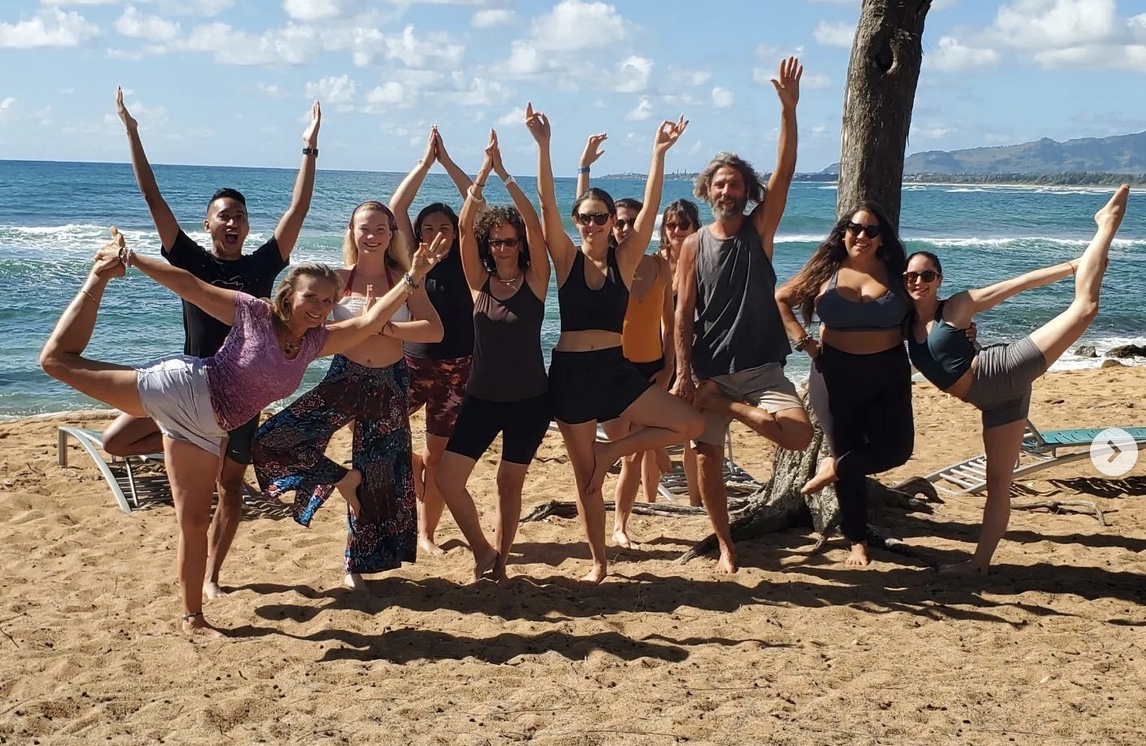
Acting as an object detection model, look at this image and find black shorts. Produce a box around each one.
[630,357,664,381]
[224,415,259,465]
[446,393,552,465]
[549,347,653,425]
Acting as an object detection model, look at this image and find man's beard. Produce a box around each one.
[711,196,747,219]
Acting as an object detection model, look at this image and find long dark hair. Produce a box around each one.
[475,205,530,272]
[783,201,907,325]
[414,202,460,251]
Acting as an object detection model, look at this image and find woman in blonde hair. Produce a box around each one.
[253,201,444,592]
[40,227,447,636]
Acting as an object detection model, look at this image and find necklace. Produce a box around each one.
[279,326,303,356]
[493,271,522,286]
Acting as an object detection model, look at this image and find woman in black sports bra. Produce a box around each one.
[527,103,704,584]
[776,202,912,567]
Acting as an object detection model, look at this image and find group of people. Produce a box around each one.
[40,62,1128,637]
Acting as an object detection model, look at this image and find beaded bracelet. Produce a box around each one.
[403,272,420,291]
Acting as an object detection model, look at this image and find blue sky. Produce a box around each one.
[1,0,1144,175]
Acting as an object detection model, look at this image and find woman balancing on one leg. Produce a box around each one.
[775,203,914,567]
[39,228,447,636]
[905,185,1128,575]
[528,103,704,584]
[251,201,443,592]
[435,128,553,582]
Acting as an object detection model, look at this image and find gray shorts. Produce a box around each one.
[965,336,1048,429]
[136,355,227,457]
[697,363,802,446]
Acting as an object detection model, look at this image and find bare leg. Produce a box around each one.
[101,414,164,458]
[941,419,1027,575]
[435,451,498,583]
[417,434,449,556]
[558,420,609,584]
[683,440,701,507]
[1029,185,1127,366]
[640,450,660,503]
[601,419,640,548]
[204,456,246,599]
[333,468,362,518]
[695,381,812,451]
[493,461,528,583]
[696,442,737,573]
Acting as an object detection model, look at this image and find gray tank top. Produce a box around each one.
[691,222,790,378]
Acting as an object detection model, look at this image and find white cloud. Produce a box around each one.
[994,0,1119,51]
[911,123,952,139]
[711,87,735,109]
[257,82,288,97]
[365,82,414,108]
[472,9,514,28]
[155,0,234,15]
[450,75,513,106]
[928,36,999,72]
[668,65,710,87]
[115,7,179,41]
[384,25,465,67]
[497,106,524,126]
[813,20,854,48]
[614,56,652,94]
[497,0,630,79]
[305,74,357,105]
[0,97,16,122]
[282,0,347,22]
[177,22,319,65]
[625,96,652,121]
[0,8,99,48]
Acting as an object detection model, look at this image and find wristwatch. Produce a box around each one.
[303,147,318,156]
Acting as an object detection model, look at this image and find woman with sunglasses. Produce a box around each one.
[776,203,913,567]
[527,103,703,584]
[434,130,552,583]
[906,186,1128,575]
[252,201,443,592]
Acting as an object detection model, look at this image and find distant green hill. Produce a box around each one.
[901,131,1146,175]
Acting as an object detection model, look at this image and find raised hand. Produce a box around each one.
[653,115,688,154]
[434,126,460,167]
[115,87,138,132]
[411,231,451,280]
[771,56,803,110]
[524,102,550,144]
[484,128,503,172]
[302,100,321,147]
[580,133,608,169]
[422,125,439,167]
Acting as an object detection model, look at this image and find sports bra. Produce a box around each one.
[816,269,907,331]
[332,265,411,323]
[907,300,977,390]
[558,246,628,333]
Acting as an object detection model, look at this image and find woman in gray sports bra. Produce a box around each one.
[777,201,913,567]
[906,186,1128,575]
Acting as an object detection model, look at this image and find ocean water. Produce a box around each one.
[1,159,1144,420]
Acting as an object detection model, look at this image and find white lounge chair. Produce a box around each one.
[57,426,170,513]
[924,420,1146,496]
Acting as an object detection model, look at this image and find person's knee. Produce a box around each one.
[778,419,814,451]
[176,502,213,533]
[495,469,525,499]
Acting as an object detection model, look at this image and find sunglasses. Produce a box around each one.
[574,212,611,226]
[664,221,691,231]
[846,221,882,239]
[903,270,940,283]
[615,218,635,229]
[488,237,520,250]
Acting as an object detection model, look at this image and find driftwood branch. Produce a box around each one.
[1012,499,1107,526]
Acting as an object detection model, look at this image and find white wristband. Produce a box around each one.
[501,174,516,186]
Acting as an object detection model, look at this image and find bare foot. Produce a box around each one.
[181,614,225,640]
[470,546,499,584]
[612,527,638,549]
[845,543,871,567]
[580,564,608,585]
[588,440,615,496]
[418,536,447,557]
[694,380,725,411]
[203,580,228,599]
[801,457,837,495]
[938,558,989,576]
[715,550,738,574]
[343,573,372,593]
[1095,184,1129,229]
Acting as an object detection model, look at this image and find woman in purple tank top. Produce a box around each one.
[40,228,448,637]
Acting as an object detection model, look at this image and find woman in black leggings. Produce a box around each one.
[776,203,911,567]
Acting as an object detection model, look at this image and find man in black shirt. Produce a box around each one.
[104,88,320,599]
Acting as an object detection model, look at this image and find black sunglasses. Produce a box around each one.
[574,212,610,226]
[846,221,882,239]
[488,237,520,250]
[615,218,635,229]
[903,270,940,283]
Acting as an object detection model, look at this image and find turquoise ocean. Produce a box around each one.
[1,159,1144,420]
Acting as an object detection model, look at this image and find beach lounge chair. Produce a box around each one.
[56,426,170,513]
[924,420,1146,496]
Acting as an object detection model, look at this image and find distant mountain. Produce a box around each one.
[902,131,1146,175]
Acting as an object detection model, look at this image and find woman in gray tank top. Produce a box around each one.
[905,186,1128,575]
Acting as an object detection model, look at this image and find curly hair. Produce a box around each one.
[272,262,342,323]
[343,201,411,272]
[693,152,767,206]
[475,205,529,272]
[782,201,907,325]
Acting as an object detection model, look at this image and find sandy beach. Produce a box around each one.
[1,366,1144,745]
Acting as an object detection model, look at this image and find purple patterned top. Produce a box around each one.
[205,293,328,430]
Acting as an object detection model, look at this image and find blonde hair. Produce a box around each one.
[271,262,343,322]
[342,201,412,273]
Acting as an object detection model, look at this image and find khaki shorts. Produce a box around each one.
[697,363,802,446]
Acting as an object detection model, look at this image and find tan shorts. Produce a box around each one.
[697,363,802,446]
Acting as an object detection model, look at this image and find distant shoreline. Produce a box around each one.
[599,172,1146,187]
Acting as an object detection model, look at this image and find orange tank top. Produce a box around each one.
[621,267,667,364]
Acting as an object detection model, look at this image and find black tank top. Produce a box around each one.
[467,278,549,402]
[558,246,628,333]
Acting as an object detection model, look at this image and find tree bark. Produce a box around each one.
[836,0,933,227]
